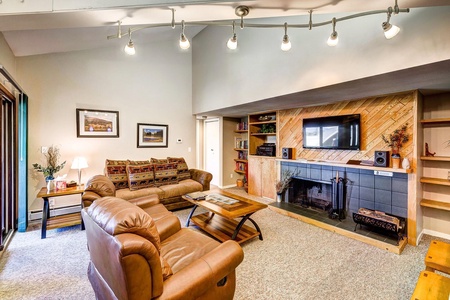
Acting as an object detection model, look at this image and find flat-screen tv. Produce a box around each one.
[302,114,361,150]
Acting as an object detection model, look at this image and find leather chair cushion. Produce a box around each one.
[87,196,161,252]
[159,179,203,199]
[167,157,191,180]
[84,175,116,198]
[87,196,174,280]
[161,228,221,273]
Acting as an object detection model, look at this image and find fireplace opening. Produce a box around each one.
[288,177,346,220]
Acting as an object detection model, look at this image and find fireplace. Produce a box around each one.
[287,175,346,220]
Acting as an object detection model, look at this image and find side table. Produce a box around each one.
[36,185,85,239]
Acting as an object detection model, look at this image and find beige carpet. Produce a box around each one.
[0,188,446,299]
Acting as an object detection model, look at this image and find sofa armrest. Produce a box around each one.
[189,169,213,191]
[82,175,116,208]
[160,240,244,300]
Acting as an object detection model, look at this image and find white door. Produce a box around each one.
[204,118,220,187]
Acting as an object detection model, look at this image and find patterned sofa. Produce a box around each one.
[82,157,213,211]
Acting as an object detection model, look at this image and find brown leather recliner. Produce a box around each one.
[81,196,244,300]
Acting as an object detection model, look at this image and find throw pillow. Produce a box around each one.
[126,163,155,191]
[151,158,168,164]
[167,157,191,180]
[153,163,178,187]
[105,159,128,190]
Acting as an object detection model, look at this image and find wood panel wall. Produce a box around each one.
[278,91,416,164]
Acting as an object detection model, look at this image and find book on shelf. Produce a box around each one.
[184,191,207,200]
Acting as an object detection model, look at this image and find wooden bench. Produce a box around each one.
[410,271,450,300]
[425,240,450,274]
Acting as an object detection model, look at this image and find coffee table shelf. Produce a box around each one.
[191,212,260,244]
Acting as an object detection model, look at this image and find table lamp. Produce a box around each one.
[71,156,88,186]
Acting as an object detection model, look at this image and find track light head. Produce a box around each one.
[382,11,400,39]
[281,23,291,51]
[327,17,339,46]
[227,21,238,50]
[227,33,237,50]
[179,20,191,49]
[124,29,135,55]
[124,40,135,55]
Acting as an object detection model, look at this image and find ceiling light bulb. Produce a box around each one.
[227,34,237,50]
[124,40,135,55]
[179,33,190,49]
[281,35,291,51]
[382,22,400,39]
[327,32,339,46]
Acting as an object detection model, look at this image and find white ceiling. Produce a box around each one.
[1,0,449,56]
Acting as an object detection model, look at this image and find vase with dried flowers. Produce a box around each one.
[381,124,410,168]
[32,145,66,182]
[275,170,295,202]
[381,123,410,157]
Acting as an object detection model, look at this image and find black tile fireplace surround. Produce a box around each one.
[280,161,409,219]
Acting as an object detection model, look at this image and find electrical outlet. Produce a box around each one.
[41,146,48,154]
[49,198,55,207]
[230,173,233,178]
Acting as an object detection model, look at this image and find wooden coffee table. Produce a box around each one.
[183,190,267,244]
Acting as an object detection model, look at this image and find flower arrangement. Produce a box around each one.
[32,145,66,181]
[381,123,410,157]
[276,170,295,195]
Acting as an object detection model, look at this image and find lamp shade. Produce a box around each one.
[71,157,88,169]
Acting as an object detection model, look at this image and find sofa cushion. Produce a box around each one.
[153,163,178,187]
[159,179,203,199]
[105,159,129,190]
[167,157,191,181]
[151,158,168,164]
[116,186,164,200]
[126,163,155,191]
[161,228,220,273]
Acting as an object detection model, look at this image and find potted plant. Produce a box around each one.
[32,145,66,182]
[381,124,409,168]
[276,170,295,202]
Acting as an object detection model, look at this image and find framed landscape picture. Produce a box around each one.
[76,109,119,138]
[137,123,168,148]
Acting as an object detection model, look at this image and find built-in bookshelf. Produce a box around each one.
[234,119,248,176]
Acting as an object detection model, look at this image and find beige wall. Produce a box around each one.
[192,6,450,114]
[0,33,16,78]
[16,41,196,210]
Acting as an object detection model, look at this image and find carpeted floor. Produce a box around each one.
[0,188,446,299]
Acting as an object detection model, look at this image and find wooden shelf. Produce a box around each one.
[234,130,248,133]
[251,133,276,136]
[421,118,450,125]
[234,169,246,174]
[420,177,450,186]
[47,212,81,230]
[420,199,450,211]
[249,120,276,125]
[420,156,450,162]
[234,159,248,163]
[234,148,248,151]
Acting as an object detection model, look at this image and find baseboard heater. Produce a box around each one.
[29,205,81,221]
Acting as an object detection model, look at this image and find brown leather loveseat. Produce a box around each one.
[81,196,244,300]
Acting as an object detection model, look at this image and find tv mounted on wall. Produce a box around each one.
[302,114,361,150]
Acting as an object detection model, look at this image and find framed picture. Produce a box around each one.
[76,109,119,138]
[137,123,168,148]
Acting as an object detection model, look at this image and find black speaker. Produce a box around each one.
[373,151,389,167]
[282,147,293,159]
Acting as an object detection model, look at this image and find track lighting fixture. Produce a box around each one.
[124,29,135,55]
[227,21,238,50]
[281,23,291,52]
[179,20,190,50]
[107,2,410,54]
[327,18,338,46]
[382,8,400,39]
